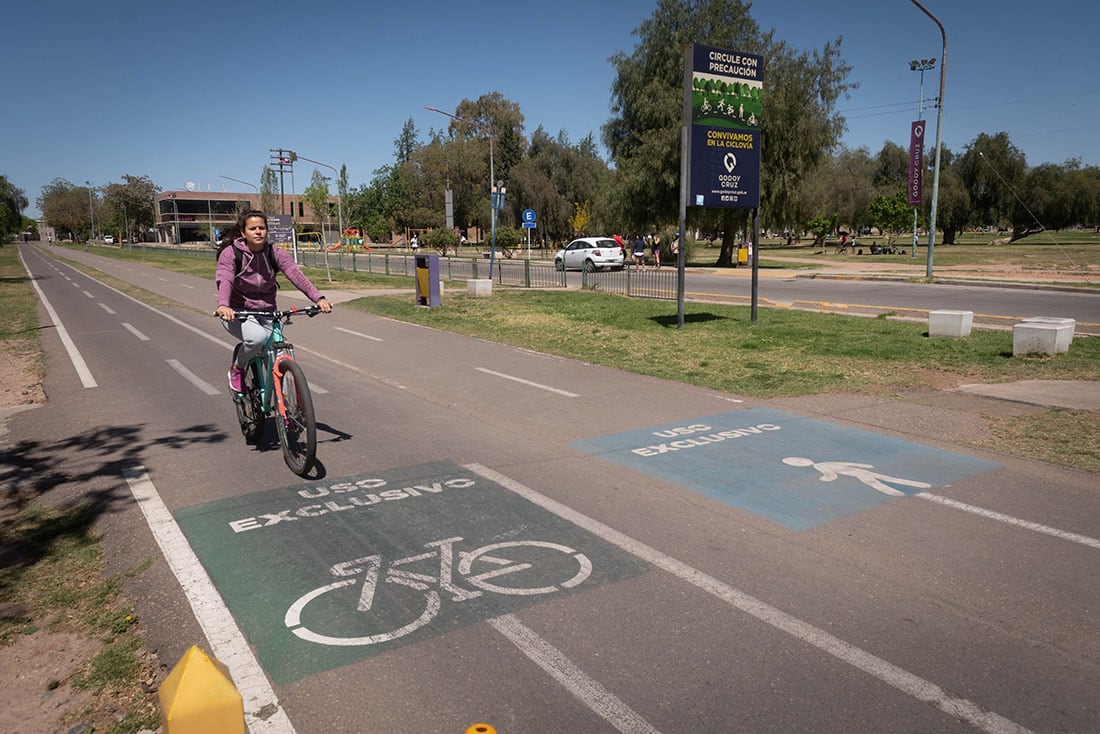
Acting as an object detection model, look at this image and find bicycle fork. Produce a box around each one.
[271,352,294,418]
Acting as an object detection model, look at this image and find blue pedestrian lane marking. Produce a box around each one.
[570,408,1001,530]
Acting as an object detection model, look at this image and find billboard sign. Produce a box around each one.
[687,44,763,208]
[907,121,925,207]
[268,214,294,248]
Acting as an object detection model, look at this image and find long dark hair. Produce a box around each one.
[237,209,267,231]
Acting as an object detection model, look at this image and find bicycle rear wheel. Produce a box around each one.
[235,361,264,445]
[275,359,316,476]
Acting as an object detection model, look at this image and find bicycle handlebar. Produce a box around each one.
[213,305,326,321]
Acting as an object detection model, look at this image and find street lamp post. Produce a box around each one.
[290,154,344,248]
[911,0,946,278]
[424,105,498,278]
[85,181,96,251]
[908,57,936,260]
[219,175,259,195]
[219,176,261,233]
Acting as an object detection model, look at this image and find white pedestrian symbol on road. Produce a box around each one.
[782,457,932,496]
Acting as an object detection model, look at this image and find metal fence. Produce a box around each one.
[579,266,678,300]
[128,243,676,300]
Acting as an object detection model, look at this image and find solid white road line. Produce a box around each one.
[21,251,97,388]
[466,464,1033,734]
[474,367,580,397]
[917,492,1100,550]
[122,323,150,341]
[122,466,295,734]
[489,614,661,734]
[166,359,220,395]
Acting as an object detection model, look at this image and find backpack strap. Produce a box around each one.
[234,244,279,279]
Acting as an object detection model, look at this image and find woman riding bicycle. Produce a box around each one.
[215,209,331,392]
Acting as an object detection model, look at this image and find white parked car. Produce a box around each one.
[103,235,115,245]
[554,237,625,272]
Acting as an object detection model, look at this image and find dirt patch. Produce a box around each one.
[0,342,45,410]
[0,348,161,732]
[0,628,99,732]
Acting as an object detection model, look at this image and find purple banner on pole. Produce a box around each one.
[907,121,925,207]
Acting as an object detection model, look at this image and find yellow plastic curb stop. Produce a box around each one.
[159,645,245,733]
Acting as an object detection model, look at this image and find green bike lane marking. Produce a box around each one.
[174,461,650,685]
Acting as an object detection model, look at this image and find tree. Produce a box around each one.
[394,118,421,165]
[0,176,28,241]
[506,126,612,244]
[100,174,157,242]
[570,200,591,237]
[873,141,909,190]
[955,131,1026,236]
[828,146,876,235]
[454,93,526,186]
[867,192,910,245]
[38,179,95,241]
[260,167,278,215]
[302,170,331,240]
[931,164,970,245]
[604,0,854,265]
[804,211,838,246]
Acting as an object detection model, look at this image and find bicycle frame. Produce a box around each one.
[252,317,294,420]
[225,306,321,476]
[232,307,312,418]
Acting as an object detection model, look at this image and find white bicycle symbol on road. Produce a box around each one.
[285,536,593,647]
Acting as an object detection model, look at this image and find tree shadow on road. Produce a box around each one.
[0,422,229,574]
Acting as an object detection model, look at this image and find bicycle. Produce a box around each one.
[221,306,323,476]
[284,535,593,646]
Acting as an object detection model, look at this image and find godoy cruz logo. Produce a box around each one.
[719,153,741,188]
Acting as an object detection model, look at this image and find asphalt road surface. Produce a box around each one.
[8,243,1099,734]
[560,267,1100,330]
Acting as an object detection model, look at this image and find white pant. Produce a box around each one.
[223,314,273,368]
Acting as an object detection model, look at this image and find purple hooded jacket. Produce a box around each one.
[215,239,324,311]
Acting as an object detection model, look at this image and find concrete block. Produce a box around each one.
[467,278,493,297]
[929,309,973,338]
[1022,317,1075,352]
[1013,322,1073,356]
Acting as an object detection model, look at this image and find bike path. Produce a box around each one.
[17,244,1100,732]
[174,460,649,685]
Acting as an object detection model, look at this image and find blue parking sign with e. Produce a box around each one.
[522,209,536,224]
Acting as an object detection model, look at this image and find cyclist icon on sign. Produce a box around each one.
[782,456,932,497]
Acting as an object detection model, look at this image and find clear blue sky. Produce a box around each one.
[6,0,1098,217]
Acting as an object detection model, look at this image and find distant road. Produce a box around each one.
[684,270,1100,326]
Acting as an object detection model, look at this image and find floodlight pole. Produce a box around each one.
[911,0,946,278]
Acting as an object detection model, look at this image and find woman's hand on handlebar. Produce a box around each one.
[216,305,236,321]
[315,297,332,313]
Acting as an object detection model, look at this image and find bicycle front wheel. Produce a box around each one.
[275,359,317,476]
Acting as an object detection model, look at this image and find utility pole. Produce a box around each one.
[269,148,296,215]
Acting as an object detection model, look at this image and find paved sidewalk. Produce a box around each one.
[955,379,1100,410]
